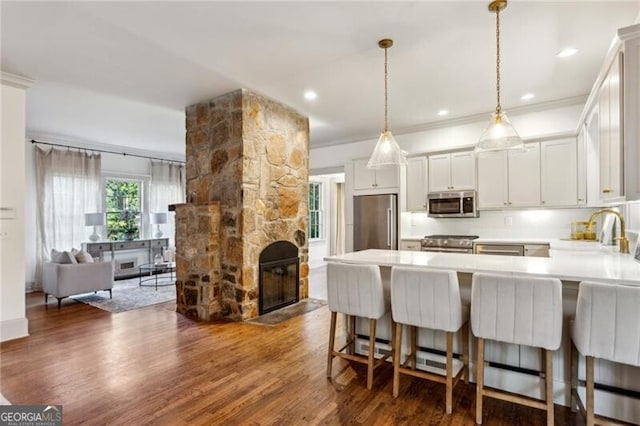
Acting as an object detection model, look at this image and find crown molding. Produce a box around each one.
[26,131,186,163]
[1,72,34,90]
[312,95,588,150]
[618,23,640,41]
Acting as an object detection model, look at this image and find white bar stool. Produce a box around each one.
[390,266,469,414]
[471,273,562,425]
[571,281,640,426]
[326,262,390,390]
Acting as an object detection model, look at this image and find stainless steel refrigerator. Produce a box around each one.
[353,194,398,251]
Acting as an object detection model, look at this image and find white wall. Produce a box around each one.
[1,77,31,341]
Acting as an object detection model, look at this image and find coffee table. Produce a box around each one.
[138,262,176,290]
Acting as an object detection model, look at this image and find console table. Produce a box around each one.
[82,238,169,278]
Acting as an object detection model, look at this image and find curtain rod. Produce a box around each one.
[31,139,185,165]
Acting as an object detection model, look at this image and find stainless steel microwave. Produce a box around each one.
[427,191,478,218]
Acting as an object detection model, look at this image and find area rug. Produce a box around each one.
[247,298,327,326]
[71,274,175,313]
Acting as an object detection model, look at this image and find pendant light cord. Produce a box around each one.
[495,7,502,115]
[384,45,389,132]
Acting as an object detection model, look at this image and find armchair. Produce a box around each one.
[43,261,114,309]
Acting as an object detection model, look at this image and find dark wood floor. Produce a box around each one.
[1,292,581,425]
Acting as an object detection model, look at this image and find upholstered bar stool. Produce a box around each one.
[390,266,469,414]
[571,281,640,426]
[326,262,390,390]
[471,273,562,425]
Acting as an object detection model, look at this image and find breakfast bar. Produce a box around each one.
[325,245,640,423]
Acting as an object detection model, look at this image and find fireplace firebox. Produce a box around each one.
[258,241,300,315]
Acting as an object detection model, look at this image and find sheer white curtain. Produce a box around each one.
[35,147,103,285]
[150,161,185,246]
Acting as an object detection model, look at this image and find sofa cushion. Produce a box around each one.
[51,249,77,264]
[71,248,94,263]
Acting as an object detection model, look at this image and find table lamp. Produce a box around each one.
[150,212,168,238]
[85,213,105,242]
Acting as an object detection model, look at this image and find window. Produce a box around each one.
[308,182,323,241]
[105,179,142,240]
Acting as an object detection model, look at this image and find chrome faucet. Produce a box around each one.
[586,208,630,254]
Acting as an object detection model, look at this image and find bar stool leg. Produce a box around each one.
[446,331,454,414]
[476,337,485,425]
[410,325,417,370]
[570,342,578,412]
[327,311,337,379]
[545,349,555,426]
[393,322,402,397]
[462,321,469,384]
[348,315,356,355]
[367,318,377,390]
[586,356,595,426]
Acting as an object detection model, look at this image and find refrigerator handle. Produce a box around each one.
[387,208,392,247]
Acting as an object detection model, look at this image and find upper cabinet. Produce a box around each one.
[428,151,476,192]
[541,138,578,206]
[477,143,540,209]
[405,157,428,211]
[578,24,640,203]
[478,138,578,210]
[598,53,623,202]
[353,159,400,190]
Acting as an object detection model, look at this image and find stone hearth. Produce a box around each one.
[175,89,309,321]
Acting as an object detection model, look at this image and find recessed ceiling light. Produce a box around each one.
[304,90,317,100]
[521,93,535,101]
[557,48,578,58]
[437,109,449,117]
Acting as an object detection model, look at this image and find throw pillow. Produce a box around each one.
[74,250,94,264]
[51,249,77,264]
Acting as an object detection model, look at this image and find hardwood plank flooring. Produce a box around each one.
[1,292,581,425]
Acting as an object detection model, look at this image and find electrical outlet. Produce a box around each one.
[504,216,513,226]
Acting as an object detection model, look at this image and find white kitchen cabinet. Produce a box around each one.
[353,159,400,190]
[577,125,587,205]
[428,151,475,192]
[405,157,428,211]
[508,143,540,208]
[478,145,539,209]
[477,151,508,209]
[598,52,623,201]
[400,240,421,251]
[541,138,578,206]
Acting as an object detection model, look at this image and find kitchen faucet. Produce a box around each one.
[586,209,630,254]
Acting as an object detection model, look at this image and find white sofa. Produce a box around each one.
[43,261,114,309]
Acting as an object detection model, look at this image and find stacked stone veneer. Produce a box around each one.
[176,89,309,321]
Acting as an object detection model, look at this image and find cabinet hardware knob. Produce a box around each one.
[508,202,512,205]
[541,201,546,204]
[602,188,611,193]
[503,202,507,206]
[578,198,583,202]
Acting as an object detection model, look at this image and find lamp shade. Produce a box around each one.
[150,212,168,225]
[84,213,105,226]
[475,111,524,152]
[366,130,407,169]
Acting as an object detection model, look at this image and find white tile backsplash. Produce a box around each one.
[401,208,600,239]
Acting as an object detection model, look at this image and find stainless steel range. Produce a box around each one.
[420,234,479,253]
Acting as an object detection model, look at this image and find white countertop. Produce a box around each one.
[325,246,640,286]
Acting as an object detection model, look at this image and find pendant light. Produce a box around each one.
[475,0,524,152]
[367,38,407,169]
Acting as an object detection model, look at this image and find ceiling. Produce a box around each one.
[2,1,638,157]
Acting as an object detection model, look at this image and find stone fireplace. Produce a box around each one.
[174,89,309,321]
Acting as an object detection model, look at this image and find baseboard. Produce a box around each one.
[0,317,29,342]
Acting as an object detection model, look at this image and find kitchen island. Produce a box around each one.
[324,246,640,423]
